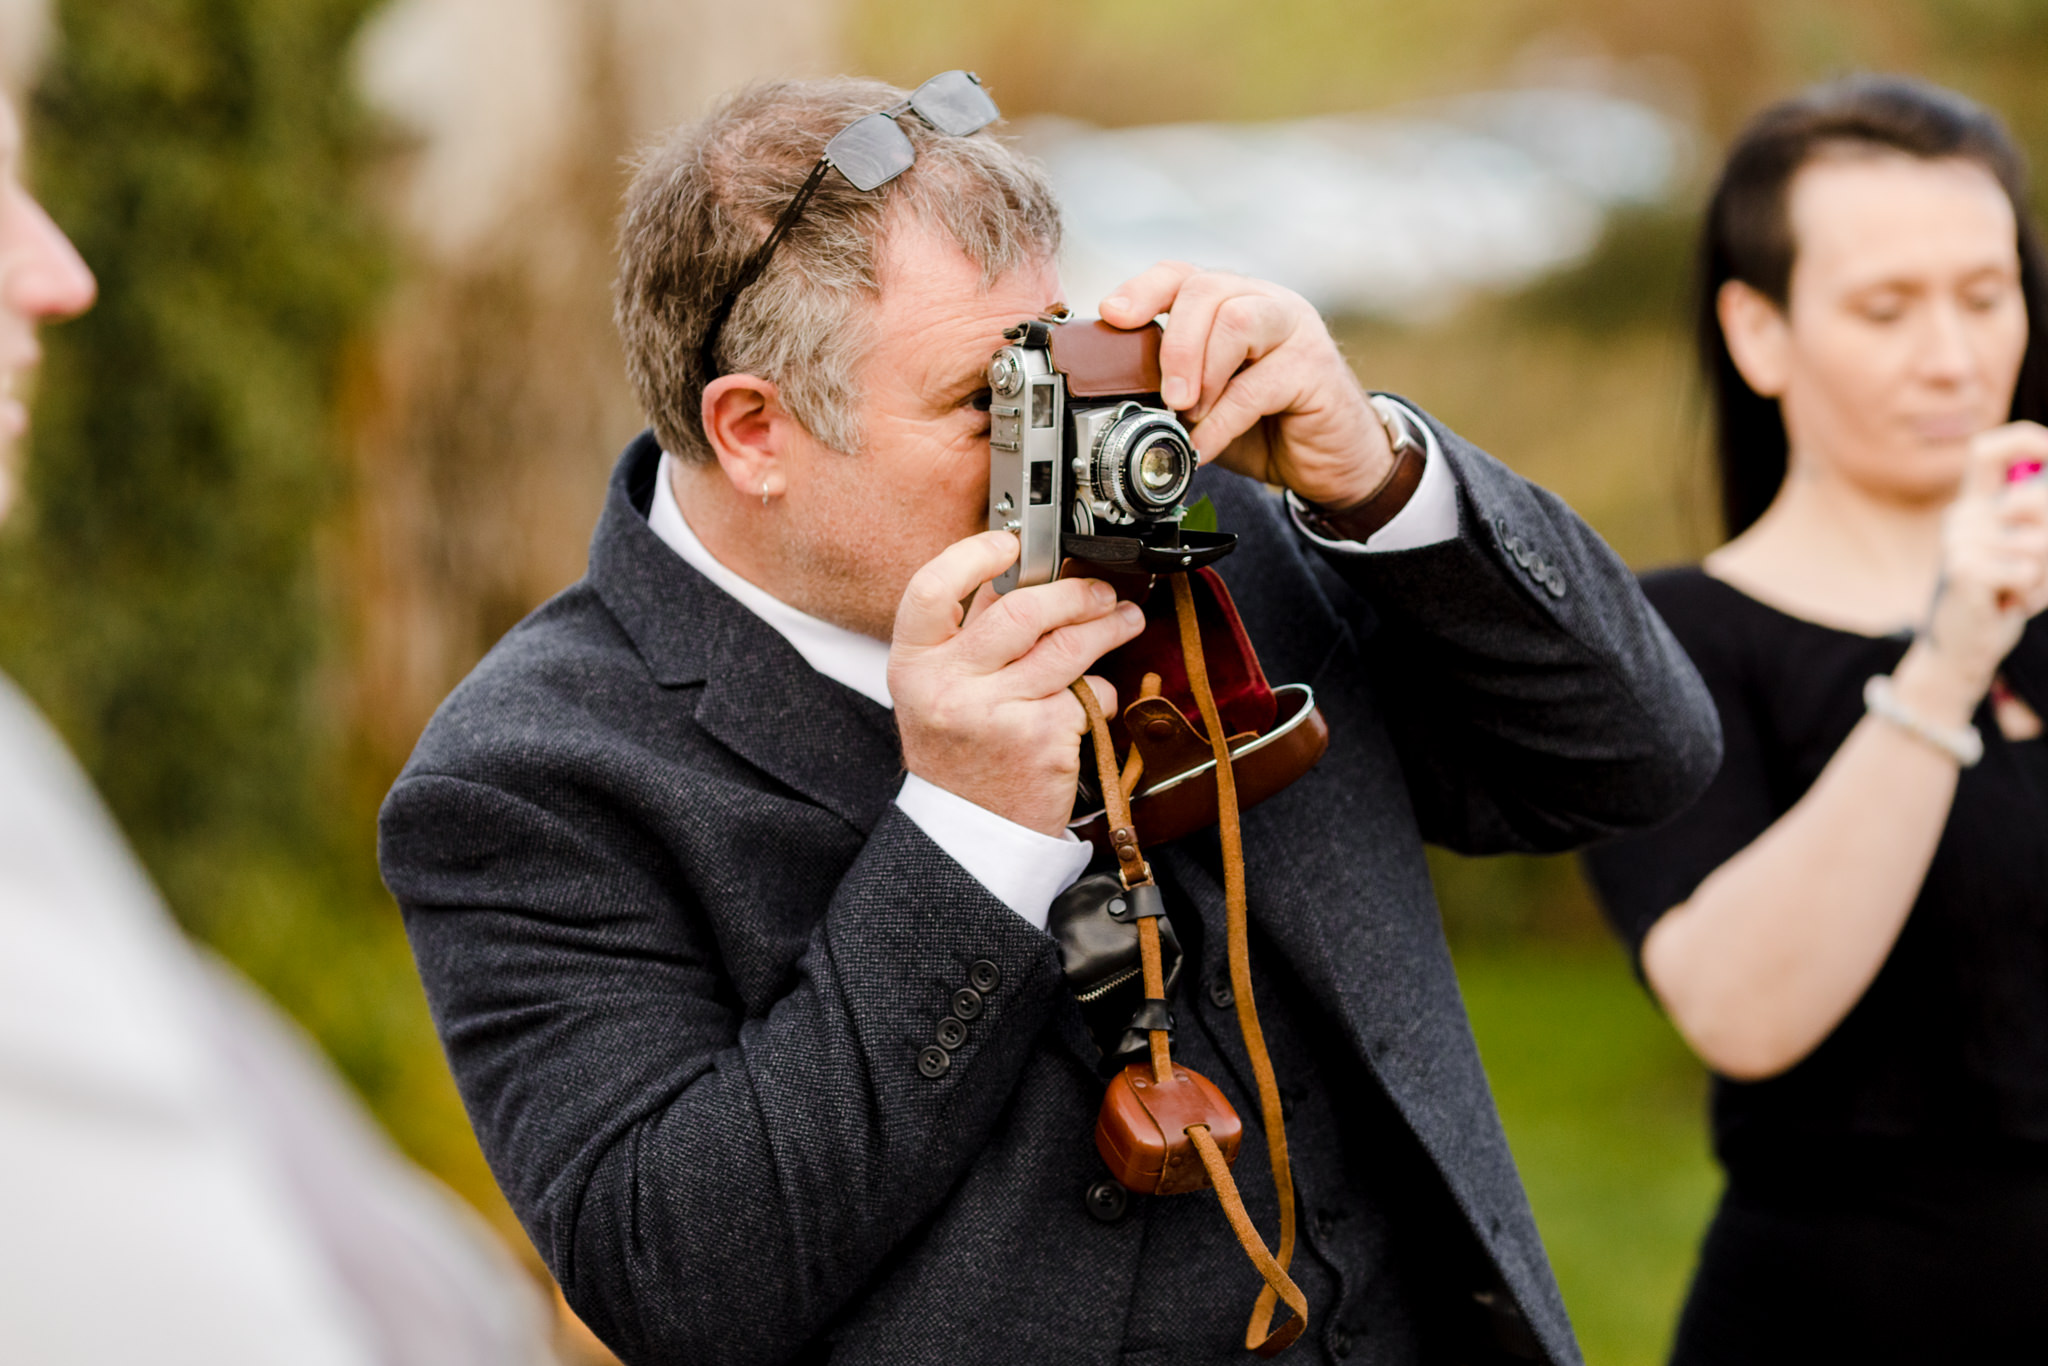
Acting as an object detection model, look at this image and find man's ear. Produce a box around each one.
[1718,279,1792,400]
[702,373,793,501]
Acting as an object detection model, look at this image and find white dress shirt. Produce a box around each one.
[647,415,1455,932]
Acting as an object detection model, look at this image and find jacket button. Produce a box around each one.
[969,959,1001,993]
[917,1045,951,1079]
[1329,1327,1353,1358]
[1209,978,1234,1008]
[936,1017,968,1050]
[1084,1178,1129,1223]
[951,987,985,1021]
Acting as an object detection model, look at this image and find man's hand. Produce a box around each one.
[890,531,1146,837]
[1100,263,1393,510]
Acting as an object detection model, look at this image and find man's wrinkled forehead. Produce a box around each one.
[871,218,1060,393]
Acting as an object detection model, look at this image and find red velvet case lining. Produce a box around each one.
[1094,567,1276,746]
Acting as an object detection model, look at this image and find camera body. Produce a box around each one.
[986,314,1236,593]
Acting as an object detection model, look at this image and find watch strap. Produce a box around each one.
[1294,396,1426,544]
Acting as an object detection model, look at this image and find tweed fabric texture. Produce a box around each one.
[379,419,1720,1366]
[1115,853,1493,1366]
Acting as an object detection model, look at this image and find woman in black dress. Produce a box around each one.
[1583,77,2048,1362]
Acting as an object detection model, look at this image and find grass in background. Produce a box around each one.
[1454,940,1720,1366]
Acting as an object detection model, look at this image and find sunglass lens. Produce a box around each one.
[911,70,999,137]
[827,113,916,192]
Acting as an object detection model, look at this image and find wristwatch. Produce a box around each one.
[1291,395,1427,544]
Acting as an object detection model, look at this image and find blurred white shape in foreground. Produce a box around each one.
[1018,87,1690,322]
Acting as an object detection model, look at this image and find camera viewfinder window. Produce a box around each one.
[1028,461,1053,505]
[1030,382,1054,428]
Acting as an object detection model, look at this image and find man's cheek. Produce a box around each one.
[913,438,990,531]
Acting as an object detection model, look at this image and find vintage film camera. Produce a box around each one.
[980,310,1326,859]
[987,318,1328,1350]
[985,311,1238,591]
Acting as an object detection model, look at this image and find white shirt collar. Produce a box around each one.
[646,452,894,708]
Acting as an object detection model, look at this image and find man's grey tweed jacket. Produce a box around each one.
[379,419,1720,1366]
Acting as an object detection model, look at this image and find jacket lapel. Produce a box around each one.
[692,620,903,834]
[587,435,903,834]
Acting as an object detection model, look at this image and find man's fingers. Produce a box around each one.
[1105,264,1258,413]
[959,580,1001,629]
[894,531,1019,650]
[1152,272,1238,410]
[1070,674,1121,736]
[952,577,1126,673]
[1186,293,1295,424]
[1100,264,1299,417]
[1099,261,1199,332]
[1188,367,1282,462]
[1003,601,1147,698]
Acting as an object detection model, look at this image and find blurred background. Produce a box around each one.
[5,1,2046,1361]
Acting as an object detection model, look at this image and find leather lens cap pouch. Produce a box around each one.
[1048,872,1183,1068]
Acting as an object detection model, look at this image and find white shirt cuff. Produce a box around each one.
[1286,399,1459,554]
[895,775,1093,932]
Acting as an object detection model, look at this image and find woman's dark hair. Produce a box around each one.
[1700,74,2048,537]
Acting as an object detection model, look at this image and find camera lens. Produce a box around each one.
[1111,421,1193,513]
[1081,403,1197,524]
[1137,442,1186,496]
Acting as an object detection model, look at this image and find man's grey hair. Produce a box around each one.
[615,76,1063,464]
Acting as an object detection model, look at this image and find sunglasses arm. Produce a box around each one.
[699,153,836,378]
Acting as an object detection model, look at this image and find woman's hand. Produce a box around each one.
[1909,423,2048,722]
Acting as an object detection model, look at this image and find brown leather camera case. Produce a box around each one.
[1047,317,1166,398]
[1069,568,1330,854]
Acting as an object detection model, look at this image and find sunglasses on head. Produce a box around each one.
[697,70,1001,382]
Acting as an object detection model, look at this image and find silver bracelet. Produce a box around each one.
[1862,674,1983,767]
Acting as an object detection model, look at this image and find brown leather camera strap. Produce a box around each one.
[1071,571,1306,1356]
[1076,679,1177,1088]
[1172,572,1305,1355]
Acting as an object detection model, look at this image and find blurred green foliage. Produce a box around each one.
[9,0,379,872]
[0,0,490,1202]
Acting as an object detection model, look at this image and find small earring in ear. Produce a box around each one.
[761,480,771,508]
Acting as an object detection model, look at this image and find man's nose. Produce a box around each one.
[3,191,96,324]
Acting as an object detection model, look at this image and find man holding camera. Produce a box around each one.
[380,74,1719,1366]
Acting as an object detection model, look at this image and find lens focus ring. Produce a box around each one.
[1094,407,1195,518]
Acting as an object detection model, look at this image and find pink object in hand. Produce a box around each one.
[2009,459,2044,484]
